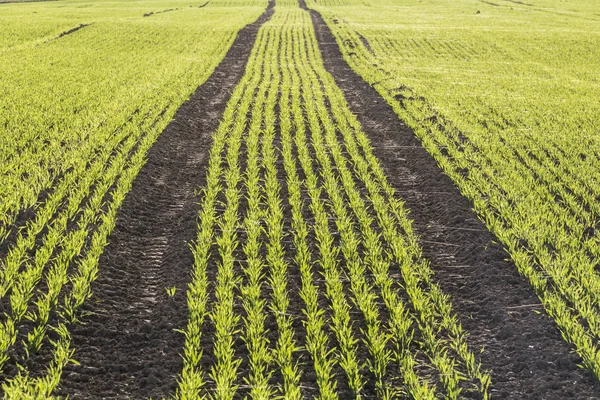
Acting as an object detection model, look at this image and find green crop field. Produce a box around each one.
[309,0,600,381]
[176,6,489,397]
[1,0,599,398]
[0,0,264,395]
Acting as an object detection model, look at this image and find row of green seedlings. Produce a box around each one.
[0,104,163,373]
[177,5,490,398]
[2,97,177,397]
[259,14,304,396]
[299,6,490,397]
[283,7,489,398]
[0,91,148,246]
[238,26,276,398]
[240,17,306,396]
[287,9,376,398]
[208,19,284,399]
[279,9,339,399]
[177,12,307,399]
[176,14,276,397]
[313,8,600,379]
[261,14,305,398]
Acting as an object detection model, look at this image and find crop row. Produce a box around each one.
[308,0,600,380]
[177,4,490,399]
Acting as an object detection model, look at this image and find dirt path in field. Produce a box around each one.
[55,2,274,398]
[303,2,600,398]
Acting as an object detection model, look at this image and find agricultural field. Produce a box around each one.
[1,0,599,398]
[308,0,600,392]
[0,0,266,395]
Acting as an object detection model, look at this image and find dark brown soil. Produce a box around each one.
[143,8,178,17]
[54,3,274,398]
[57,24,91,38]
[304,2,600,399]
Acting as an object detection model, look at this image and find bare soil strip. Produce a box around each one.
[57,24,90,38]
[304,3,600,399]
[55,3,274,398]
[143,8,179,17]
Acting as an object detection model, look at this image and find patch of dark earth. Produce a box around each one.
[304,1,600,399]
[356,32,374,56]
[57,23,91,38]
[53,2,275,399]
[143,8,178,17]
[501,0,533,6]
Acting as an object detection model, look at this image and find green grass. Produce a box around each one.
[307,0,600,379]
